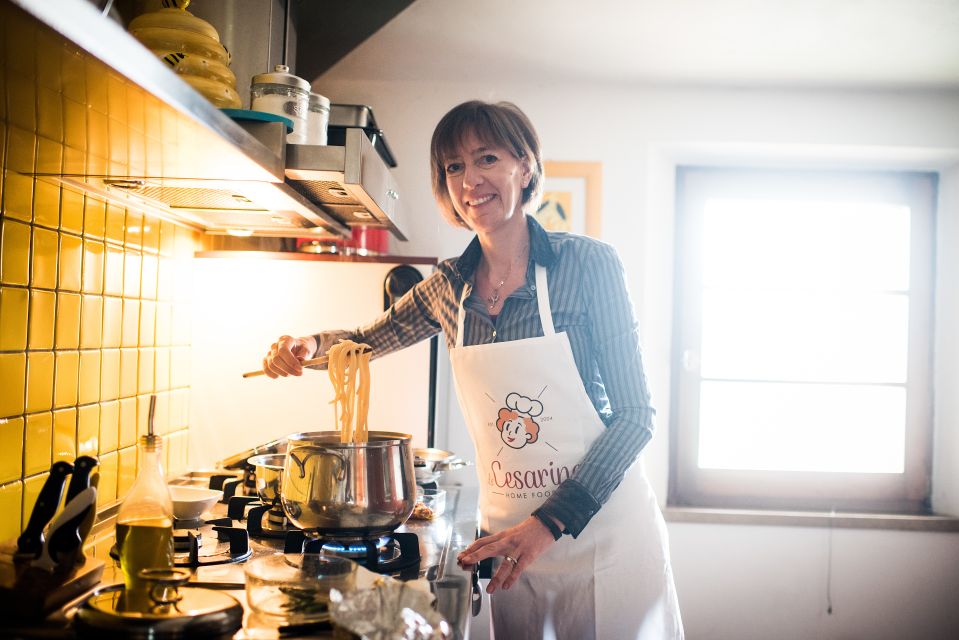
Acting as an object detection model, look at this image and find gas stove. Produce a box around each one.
[167,471,452,585]
[160,470,481,638]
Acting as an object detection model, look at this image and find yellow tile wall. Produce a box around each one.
[0,111,198,538]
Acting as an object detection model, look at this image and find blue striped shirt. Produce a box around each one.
[317,215,654,536]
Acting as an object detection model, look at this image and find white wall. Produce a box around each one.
[187,259,433,467]
[312,68,959,638]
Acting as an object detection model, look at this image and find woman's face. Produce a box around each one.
[443,131,531,235]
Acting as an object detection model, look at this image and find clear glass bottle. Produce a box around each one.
[115,396,173,607]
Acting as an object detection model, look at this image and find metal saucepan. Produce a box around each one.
[413,448,470,485]
[246,454,285,508]
[280,431,416,538]
[218,438,287,470]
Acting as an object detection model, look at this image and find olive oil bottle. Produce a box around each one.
[115,396,174,608]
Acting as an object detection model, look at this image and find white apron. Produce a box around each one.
[449,265,683,640]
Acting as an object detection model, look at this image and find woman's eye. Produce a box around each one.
[445,162,464,175]
[479,154,498,166]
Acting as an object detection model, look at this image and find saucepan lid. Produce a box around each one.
[74,569,242,638]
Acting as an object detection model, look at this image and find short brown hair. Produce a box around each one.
[430,100,544,229]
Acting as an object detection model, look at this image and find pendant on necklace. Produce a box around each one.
[485,249,522,314]
[487,278,505,313]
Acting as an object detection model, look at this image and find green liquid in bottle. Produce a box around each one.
[116,517,174,609]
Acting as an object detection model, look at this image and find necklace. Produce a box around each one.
[484,245,528,313]
[486,261,513,313]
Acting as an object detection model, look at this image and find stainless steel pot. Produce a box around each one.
[247,454,285,508]
[280,431,416,538]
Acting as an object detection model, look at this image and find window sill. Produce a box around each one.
[663,506,959,532]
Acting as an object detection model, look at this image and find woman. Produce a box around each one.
[262,100,683,639]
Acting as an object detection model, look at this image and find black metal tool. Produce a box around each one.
[15,461,73,560]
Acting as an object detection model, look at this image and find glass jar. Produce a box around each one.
[250,64,310,144]
[307,92,331,145]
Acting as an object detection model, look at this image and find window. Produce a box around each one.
[670,168,937,513]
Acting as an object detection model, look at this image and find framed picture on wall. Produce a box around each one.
[535,161,603,238]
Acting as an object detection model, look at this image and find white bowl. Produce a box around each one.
[169,486,222,520]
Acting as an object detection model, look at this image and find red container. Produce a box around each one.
[350,227,389,255]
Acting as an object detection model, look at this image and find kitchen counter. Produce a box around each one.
[2,483,480,639]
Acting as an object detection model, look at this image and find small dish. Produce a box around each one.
[244,553,357,622]
[168,485,222,520]
[411,487,446,519]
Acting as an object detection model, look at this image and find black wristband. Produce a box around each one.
[532,509,563,541]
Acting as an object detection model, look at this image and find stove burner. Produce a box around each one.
[320,536,394,559]
[318,536,402,566]
[283,531,421,577]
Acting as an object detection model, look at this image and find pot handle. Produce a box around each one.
[288,447,348,481]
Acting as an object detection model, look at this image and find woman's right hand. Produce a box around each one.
[262,335,317,378]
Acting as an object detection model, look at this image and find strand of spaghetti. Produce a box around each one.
[328,342,346,442]
[344,349,357,442]
[341,345,351,444]
[340,346,349,444]
[344,346,356,444]
[358,350,372,443]
[341,344,352,445]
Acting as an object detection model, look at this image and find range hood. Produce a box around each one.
[58,123,406,239]
[9,0,406,240]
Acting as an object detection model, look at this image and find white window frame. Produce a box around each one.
[669,167,937,513]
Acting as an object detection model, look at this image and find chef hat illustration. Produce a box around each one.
[505,392,543,417]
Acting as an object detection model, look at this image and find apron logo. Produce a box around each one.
[495,392,543,450]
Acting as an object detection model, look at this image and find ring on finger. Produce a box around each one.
[504,554,518,566]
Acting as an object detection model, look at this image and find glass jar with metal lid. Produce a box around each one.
[307,92,331,145]
[250,64,310,144]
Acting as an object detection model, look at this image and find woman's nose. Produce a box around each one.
[463,164,483,189]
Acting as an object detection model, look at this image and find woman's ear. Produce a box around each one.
[521,158,533,189]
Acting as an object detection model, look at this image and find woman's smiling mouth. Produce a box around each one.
[467,194,496,207]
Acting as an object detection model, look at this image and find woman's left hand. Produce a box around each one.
[456,516,556,593]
